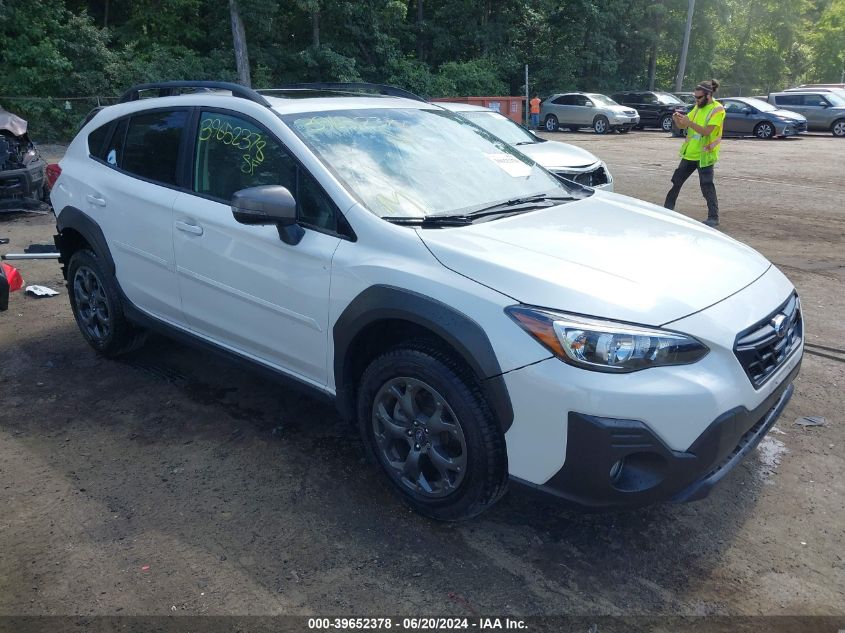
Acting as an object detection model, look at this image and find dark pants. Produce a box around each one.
[664,159,719,218]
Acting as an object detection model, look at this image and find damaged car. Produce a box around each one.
[1,108,47,211]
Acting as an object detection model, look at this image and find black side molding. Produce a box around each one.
[333,285,514,433]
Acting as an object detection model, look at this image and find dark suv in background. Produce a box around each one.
[611,91,691,132]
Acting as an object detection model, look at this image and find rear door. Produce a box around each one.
[721,100,747,135]
[172,108,342,385]
[549,95,576,125]
[81,109,188,325]
[800,93,831,129]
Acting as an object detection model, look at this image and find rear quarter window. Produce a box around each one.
[87,124,111,159]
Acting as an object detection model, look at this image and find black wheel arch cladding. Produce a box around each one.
[334,285,514,433]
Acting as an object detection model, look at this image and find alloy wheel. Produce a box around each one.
[833,120,845,137]
[73,266,111,342]
[371,376,468,498]
[756,122,774,139]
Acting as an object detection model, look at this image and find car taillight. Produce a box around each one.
[45,163,61,190]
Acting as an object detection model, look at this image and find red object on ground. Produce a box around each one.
[1,263,24,291]
[45,163,62,191]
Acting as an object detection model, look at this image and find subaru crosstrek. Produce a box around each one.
[50,81,803,520]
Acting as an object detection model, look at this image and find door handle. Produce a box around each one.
[86,194,106,207]
[175,221,204,236]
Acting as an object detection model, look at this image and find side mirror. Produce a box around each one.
[231,185,304,245]
[819,102,829,108]
[583,101,594,107]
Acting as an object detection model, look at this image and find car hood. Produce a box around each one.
[0,110,27,137]
[771,109,807,122]
[517,141,600,169]
[419,191,771,326]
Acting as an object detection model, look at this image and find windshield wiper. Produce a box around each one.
[382,193,575,227]
[514,141,537,145]
[382,215,472,226]
[467,193,574,218]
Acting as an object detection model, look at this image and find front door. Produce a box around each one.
[172,109,342,386]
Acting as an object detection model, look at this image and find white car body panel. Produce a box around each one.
[418,190,770,325]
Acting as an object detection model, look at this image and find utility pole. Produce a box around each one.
[525,65,529,127]
[674,0,695,92]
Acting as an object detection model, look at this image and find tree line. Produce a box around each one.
[1,0,843,140]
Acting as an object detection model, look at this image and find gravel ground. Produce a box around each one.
[0,132,843,623]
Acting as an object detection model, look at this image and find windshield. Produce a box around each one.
[742,98,777,112]
[456,111,536,145]
[826,92,845,106]
[283,108,570,219]
[656,93,683,105]
[588,94,618,106]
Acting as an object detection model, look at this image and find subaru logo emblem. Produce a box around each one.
[771,313,788,338]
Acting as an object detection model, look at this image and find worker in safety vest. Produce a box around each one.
[664,79,725,227]
[529,95,541,129]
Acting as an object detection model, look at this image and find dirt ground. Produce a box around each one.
[1,132,843,622]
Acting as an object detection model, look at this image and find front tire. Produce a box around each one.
[356,343,508,521]
[593,115,609,134]
[832,119,845,137]
[754,121,775,139]
[67,249,146,357]
[544,115,559,132]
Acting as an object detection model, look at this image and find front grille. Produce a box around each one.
[734,293,802,388]
[0,175,25,199]
[556,166,609,188]
[623,109,637,116]
[794,121,807,132]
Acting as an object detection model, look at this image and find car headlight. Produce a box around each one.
[506,306,709,373]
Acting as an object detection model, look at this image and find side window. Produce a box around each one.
[104,119,127,168]
[641,93,656,104]
[194,111,296,201]
[574,95,588,106]
[87,123,111,159]
[775,94,800,106]
[552,95,573,105]
[122,110,188,186]
[803,94,826,107]
[193,111,338,232]
[723,101,740,113]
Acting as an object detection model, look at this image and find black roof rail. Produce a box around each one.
[118,81,272,107]
[260,82,427,103]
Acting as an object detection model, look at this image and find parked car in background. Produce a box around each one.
[611,91,690,132]
[540,93,639,134]
[438,102,613,191]
[768,91,845,137]
[720,97,807,139]
[674,92,696,106]
[0,108,47,211]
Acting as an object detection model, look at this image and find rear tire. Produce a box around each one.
[660,114,674,132]
[356,342,508,521]
[832,119,845,137]
[544,115,559,132]
[67,249,146,357]
[593,115,609,134]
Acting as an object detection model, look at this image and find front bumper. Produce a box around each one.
[553,163,613,191]
[511,360,799,508]
[0,159,46,210]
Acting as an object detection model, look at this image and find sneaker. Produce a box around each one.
[703,217,719,227]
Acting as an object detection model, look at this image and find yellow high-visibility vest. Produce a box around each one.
[680,100,725,167]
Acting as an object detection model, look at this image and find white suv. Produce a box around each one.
[51,81,803,520]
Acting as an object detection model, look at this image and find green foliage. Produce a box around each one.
[3,0,844,141]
